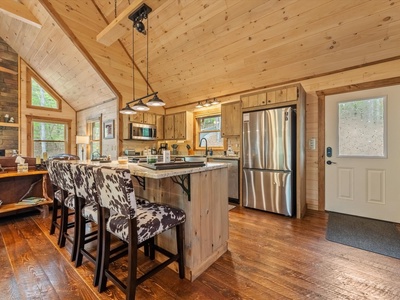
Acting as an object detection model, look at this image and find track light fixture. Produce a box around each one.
[194,98,220,108]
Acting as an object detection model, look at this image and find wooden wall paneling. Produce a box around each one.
[296,85,306,218]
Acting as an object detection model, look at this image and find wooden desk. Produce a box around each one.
[0,170,52,217]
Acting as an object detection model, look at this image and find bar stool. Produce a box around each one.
[47,160,64,245]
[95,166,186,299]
[55,160,80,262]
[71,163,102,286]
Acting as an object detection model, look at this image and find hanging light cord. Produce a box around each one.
[146,17,149,95]
[132,28,135,100]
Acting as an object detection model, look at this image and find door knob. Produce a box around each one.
[326,160,337,165]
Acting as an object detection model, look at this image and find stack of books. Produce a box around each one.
[17,197,46,205]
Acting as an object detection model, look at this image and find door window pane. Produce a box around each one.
[338,96,386,157]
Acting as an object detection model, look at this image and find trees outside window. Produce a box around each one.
[196,115,224,149]
[32,119,68,158]
[27,69,61,111]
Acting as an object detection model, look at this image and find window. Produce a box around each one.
[31,119,69,158]
[87,119,101,160]
[338,96,386,157]
[195,114,224,149]
[27,69,61,111]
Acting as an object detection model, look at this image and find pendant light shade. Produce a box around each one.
[132,99,150,111]
[147,93,165,106]
[120,103,137,114]
[195,102,203,108]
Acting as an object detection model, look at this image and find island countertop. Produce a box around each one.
[93,161,227,179]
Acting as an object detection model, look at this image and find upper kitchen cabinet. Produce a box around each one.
[155,114,164,140]
[241,85,299,109]
[221,101,241,137]
[129,112,156,124]
[164,112,193,140]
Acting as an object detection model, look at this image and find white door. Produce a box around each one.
[325,85,400,223]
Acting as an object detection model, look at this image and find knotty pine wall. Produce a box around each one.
[165,59,400,211]
[19,59,76,157]
[76,100,118,160]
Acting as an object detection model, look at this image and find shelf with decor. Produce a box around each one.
[0,122,19,128]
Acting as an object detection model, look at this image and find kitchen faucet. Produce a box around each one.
[199,138,208,156]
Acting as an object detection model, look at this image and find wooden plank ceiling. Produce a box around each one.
[1,0,399,111]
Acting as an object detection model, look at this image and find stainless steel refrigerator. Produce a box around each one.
[242,107,296,216]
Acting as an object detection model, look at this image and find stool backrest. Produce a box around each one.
[47,160,58,186]
[55,161,75,194]
[94,166,136,219]
[70,163,98,202]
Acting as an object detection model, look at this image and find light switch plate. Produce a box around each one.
[309,138,316,150]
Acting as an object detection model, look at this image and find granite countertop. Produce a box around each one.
[94,161,227,179]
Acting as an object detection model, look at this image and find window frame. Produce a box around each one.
[193,109,226,151]
[26,115,71,157]
[87,117,102,160]
[26,68,62,112]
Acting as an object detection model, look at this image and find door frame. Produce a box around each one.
[316,76,400,211]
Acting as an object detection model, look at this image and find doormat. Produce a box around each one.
[326,212,400,259]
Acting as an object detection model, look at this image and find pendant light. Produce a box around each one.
[120,4,165,114]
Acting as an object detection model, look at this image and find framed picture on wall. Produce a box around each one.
[103,119,115,139]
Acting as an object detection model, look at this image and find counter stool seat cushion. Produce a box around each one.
[64,194,76,209]
[81,200,98,223]
[107,203,186,244]
[54,189,62,202]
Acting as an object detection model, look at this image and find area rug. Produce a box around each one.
[326,212,400,259]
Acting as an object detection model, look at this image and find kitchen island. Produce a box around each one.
[96,161,229,281]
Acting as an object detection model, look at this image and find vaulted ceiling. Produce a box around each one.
[1,0,399,112]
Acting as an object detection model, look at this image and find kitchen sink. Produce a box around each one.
[182,155,207,162]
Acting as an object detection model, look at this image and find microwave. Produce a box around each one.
[130,123,157,140]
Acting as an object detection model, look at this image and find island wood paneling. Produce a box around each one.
[131,167,229,281]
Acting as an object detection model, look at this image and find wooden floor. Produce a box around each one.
[1,206,400,299]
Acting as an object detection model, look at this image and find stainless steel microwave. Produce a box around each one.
[130,123,157,140]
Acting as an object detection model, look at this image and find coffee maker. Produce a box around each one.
[158,143,168,154]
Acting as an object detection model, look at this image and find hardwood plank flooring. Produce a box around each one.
[1,207,400,299]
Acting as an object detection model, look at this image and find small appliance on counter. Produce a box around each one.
[124,149,137,156]
[158,143,168,154]
[171,144,179,155]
